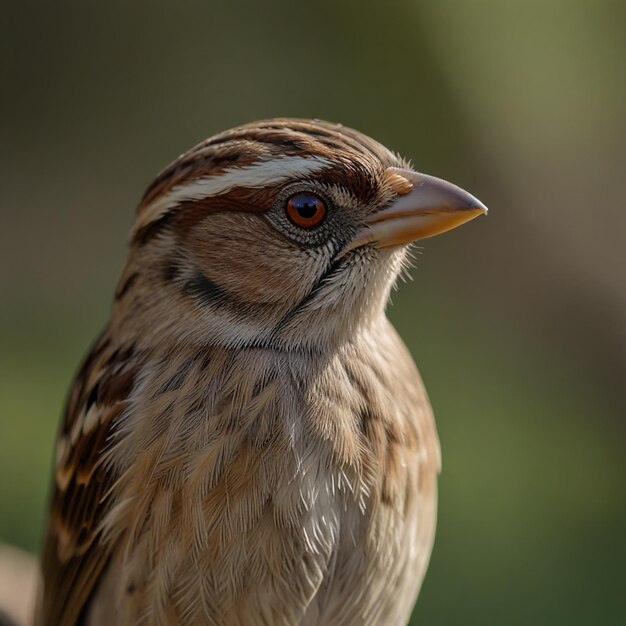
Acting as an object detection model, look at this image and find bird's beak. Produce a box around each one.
[341,167,488,255]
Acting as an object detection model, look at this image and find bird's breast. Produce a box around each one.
[95,320,438,625]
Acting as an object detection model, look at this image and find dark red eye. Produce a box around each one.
[285,192,327,229]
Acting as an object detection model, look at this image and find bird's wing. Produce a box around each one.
[37,331,139,626]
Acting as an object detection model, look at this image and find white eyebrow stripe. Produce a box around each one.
[136,155,333,233]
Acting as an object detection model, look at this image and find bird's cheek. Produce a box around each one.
[185,215,320,307]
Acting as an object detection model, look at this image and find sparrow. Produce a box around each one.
[37,118,487,626]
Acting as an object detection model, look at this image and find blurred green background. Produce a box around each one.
[1,1,624,624]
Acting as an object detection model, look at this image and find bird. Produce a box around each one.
[36,118,487,626]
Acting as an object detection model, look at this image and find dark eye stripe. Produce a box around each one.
[133,184,280,245]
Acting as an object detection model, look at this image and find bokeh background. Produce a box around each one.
[1,1,624,624]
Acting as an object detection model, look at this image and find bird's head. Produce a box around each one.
[116,118,486,352]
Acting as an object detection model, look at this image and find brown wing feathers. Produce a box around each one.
[39,334,139,626]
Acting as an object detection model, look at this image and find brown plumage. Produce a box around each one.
[37,118,486,626]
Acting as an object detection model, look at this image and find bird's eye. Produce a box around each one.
[285,192,327,229]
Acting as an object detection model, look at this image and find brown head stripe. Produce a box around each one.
[133,119,398,245]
